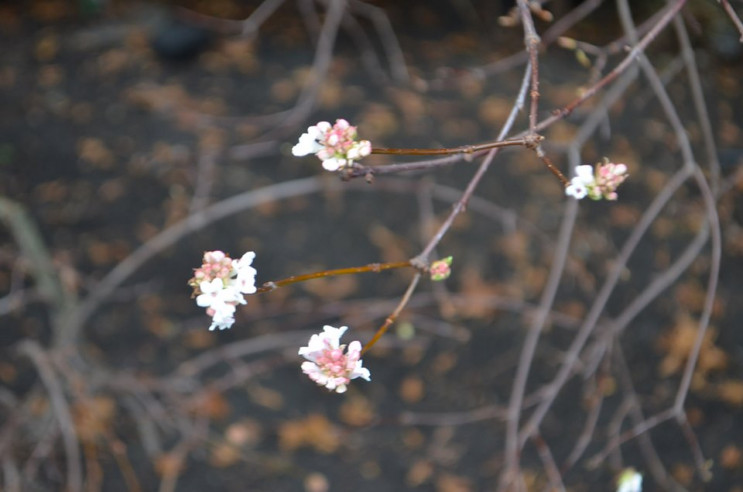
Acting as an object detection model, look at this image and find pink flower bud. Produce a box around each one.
[430,256,453,281]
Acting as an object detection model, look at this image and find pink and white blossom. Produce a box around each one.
[565,160,628,201]
[292,119,372,171]
[189,250,258,331]
[430,256,453,281]
[299,325,371,393]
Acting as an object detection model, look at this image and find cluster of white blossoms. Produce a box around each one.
[292,119,372,171]
[190,251,371,392]
[298,325,371,393]
[565,159,629,200]
[188,251,257,331]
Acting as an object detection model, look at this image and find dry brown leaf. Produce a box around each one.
[73,396,116,442]
[399,376,425,403]
[35,33,59,61]
[609,204,641,228]
[189,389,231,420]
[720,445,743,470]
[247,384,284,410]
[406,460,434,487]
[402,428,426,449]
[0,361,17,384]
[458,266,503,319]
[431,352,458,375]
[209,442,242,468]
[339,395,374,427]
[369,223,410,263]
[358,103,399,140]
[303,472,330,492]
[715,380,743,407]
[77,137,114,169]
[674,281,707,314]
[155,452,184,478]
[184,329,216,350]
[671,463,694,486]
[226,419,262,447]
[389,88,426,125]
[278,414,341,453]
[657,314,727,379]
[436,473,472,492]
[478,96,511,127]
[302,274,358,301]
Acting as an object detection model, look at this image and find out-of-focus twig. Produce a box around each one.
[17,341,82,492]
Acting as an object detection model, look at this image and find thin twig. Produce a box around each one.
[673,16,721,193]
[18,341,82,492]
[613,346,678,489]
[348,0,409,83]
[255,260,413,293]
[517,0,541,134]
[415,59,533,264]
[535,0,689,132]
[361,272,420,354]
[0,197,77,346]
[532,434,566,492]
[175,0,286,37]
[718,0,743,41]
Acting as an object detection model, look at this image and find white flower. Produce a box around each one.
[299,325,371,393]
[347,140,371,160]
[321,157,347,172]
[299,325,347,358]
[233,251,257,294]
[196,279,227,308]
[565,176,589,199]
[617,468,642,492]
[209,307,236,331]
[292,122,330,156]
[575,164,594,183]
[292,133,323,156]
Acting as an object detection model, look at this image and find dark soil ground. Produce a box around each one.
[1,1,743,491]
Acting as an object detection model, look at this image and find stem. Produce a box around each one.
[518,0,541,134]
[255,260,413,293]
[536,150,570,187]
[360,273,421,355]
[370,137,536,157]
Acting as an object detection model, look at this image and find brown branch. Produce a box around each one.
[360,272,420,355]
[255,260,413,294]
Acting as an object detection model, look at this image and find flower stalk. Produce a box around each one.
[255,260,414,293]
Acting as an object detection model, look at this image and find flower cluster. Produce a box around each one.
[430,256,453,281]
[565,159,629,200]
[189,251,257,331]
[292,119,372,171]
[298,325,371,393]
